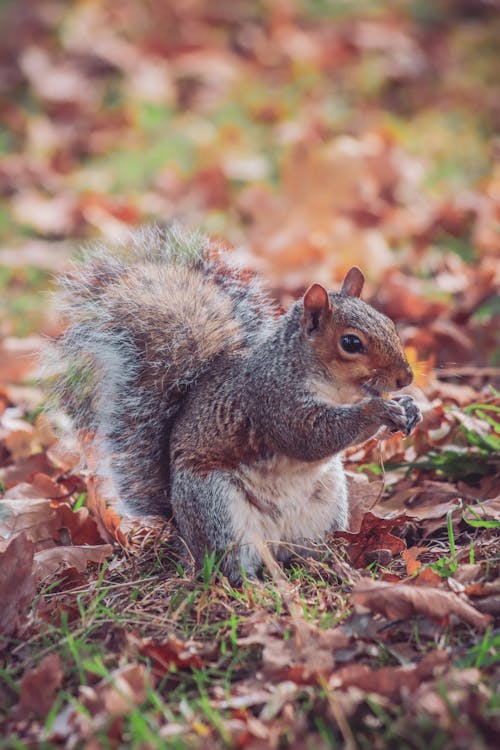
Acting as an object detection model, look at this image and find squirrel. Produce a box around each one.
[49,225,422,584]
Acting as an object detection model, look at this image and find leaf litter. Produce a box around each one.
[0,1,499,748]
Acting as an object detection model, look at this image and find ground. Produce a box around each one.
[0,1,499,748]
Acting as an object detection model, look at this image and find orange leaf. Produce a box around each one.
[402,546,426,575]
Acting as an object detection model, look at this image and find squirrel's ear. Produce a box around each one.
[303,283,331,334]
[340,266,365,298]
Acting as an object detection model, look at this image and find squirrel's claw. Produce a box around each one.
[392,394,423,436]
[376,395,422,436]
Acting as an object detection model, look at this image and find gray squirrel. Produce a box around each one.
[49,225,422,583]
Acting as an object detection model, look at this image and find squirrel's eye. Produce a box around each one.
[340,334,364,354]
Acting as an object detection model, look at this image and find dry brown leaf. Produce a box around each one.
[5,473,68,499]
[330,650,449,698]
[402,546,426,575]
[85,477,129,547]
[100,664,149,717]
[0,533,35,639]
[260,631,336,684]
[11,189,79,236]
[0,240,73,273]
[1,413,58,462]
[336,512,409,568]
[413,566,443,586]
[48,663,150,744]
[3,425,36,461]
[351,577,491,630]
[238,134,423,289]
[139,635,212,676]
[239,618,350,684]
[452,564,484,585]
[346,475,384,534]
[46,441,80,472]
[464,579,500,598]
[376,271,448,323]
[0,498,59,544]
[377,480,461,520]
[426,378,481,406]
[54,504,104,546]
[0,452,54,490]
[33,543,113,579]
[0,493,102,549]
[413,666,483,728]
[402,546,442,585]
[473,595,500,616]
[18,653,63,718]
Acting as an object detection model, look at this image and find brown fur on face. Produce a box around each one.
[302,273,412,404]
[318,296,411,394]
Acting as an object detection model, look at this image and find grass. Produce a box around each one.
[2,525,498,749]
[428,509,459,579]
[0,1,498,746]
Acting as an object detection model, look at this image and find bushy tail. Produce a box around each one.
[46,225,260,517]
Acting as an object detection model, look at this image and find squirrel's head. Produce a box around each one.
[301,267,413,404]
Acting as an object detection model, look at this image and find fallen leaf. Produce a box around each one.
[3,424,36,460]
[5,473,69,499]
[399,538,442,584]
[402,546,429,575]
[139,635,209,676]
[101,664,149,717]
[0,498,59,544]
[376,480,461,520]
[336,513,409,568]
[473,595,500,616]
[376,271,447,323]
[54,504,104,546]
[413,566,443,586]
[0,533,35,639]
[329,650,449,698]
[239,618,349,684]
[18,653,63,718]
[0,239,73,272]
[0,453,54,490]
[47,664,150,744]
[85,477,128,547]
[452,564,483,585]
[466,496,500,523]
[33,543,113,579]
[346,475,384,534]
[351,577,491,630]
[464,579,500,598]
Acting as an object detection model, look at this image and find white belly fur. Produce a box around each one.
[232,454,348,551]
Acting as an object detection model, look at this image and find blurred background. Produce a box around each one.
[0,0,498,380]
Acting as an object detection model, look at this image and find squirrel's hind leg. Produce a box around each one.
[170,468,263,586]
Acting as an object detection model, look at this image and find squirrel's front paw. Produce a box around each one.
[373,398,408,435]
[392,394,422,436]
[368,396,421,436]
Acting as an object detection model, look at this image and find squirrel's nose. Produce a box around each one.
[396,368,413,389]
